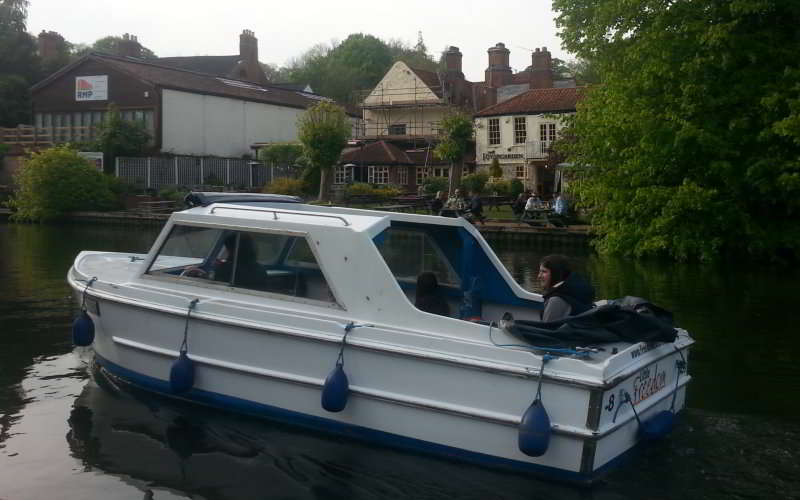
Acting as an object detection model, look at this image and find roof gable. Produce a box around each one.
[363,61,442,106]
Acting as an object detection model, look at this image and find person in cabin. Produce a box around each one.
[538,254,595,321]
[213,233,264,289]
[415,272,450,317]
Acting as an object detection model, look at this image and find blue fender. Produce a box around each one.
[518,399,552,457]
[72,311,95,346]
[170,351,195,394]
[321,364,349,413]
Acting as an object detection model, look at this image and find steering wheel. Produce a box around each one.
[180,267,207,278]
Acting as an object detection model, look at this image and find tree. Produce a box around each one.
[257,143,305,166]
[71,35,157,59]
[434,112,474,192]
[93,105,151,174]
[553,0,800,261]
[296,101,350,201]
[8,145,117,221]
[0,0,37,126]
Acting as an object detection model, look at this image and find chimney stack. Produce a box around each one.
[116,33,142,58]
[37,30,66,65]
[530,47,553,89]
[485,42,512,88]
[233,30,269,85]
[444,46,463,77]
[239,29,258,67]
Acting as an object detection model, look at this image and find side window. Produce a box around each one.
[147,226,336,305]
[377,228,460,287]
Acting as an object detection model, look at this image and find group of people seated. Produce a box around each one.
[429,189,485,224]
[512,191,569,217]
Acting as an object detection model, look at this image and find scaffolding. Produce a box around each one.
[356,76,447,143]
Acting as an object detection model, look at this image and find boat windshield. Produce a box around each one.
[377,227,461,288]
[146,225,337,306]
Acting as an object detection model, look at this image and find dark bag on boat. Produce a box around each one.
[503,298,677,348]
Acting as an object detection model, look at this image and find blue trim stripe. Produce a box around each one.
[95,354,605,484]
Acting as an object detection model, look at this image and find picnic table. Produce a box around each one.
[520,208,567,227]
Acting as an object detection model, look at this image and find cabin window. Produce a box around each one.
[146,225,336,305]
[376,228,460,287]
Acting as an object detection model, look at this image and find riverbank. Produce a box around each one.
[0,207,591,244]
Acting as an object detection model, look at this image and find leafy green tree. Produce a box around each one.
[8,145,117,221]
[421,176,448,195]
[553,0,800,261]
[0,0,38,126]
[257,143,305,166]
[489,157,503,178]
[460,172,489,194]
[434,112,474,191]
[71,35,157,59]
[93,105,151,174]
[297,101,350,201]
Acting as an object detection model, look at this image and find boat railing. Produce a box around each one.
[209,205,351,226]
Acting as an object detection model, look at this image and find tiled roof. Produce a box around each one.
[35,53,332,111]
[339,141,412,165]
[475,87,585,117]
[407,66,443,98]
[155,55,241,77]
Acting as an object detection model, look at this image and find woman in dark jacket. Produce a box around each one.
[537,254,595,321]
[415,272,450,317]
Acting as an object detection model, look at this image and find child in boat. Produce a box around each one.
[415,272,450,317]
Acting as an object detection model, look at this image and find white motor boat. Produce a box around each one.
[67,192,693,484]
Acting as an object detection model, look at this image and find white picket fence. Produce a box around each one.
[115,156,298,190]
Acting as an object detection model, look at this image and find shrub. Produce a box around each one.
[460,172,489,194]
[509,178,525,198]
[92,104,151,174]
[486,179,511,196]
[264,177,305,196]
[0,143,9,159]
[344,183,400,201]
[422,176,448,195]
[157,186,189,203]
[8,146,118,221]
[489,157,503,178]
[345,182,375,196]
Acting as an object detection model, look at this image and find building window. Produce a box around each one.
[416,166,428,186]
[488,118,500,145]
[540,122,556,151]
[515,165,526,179]
[398,166,408,185]
[334,165,350,185]
[368,166,389,185]
[514,117,527,144]
[432,166,450,179]
[388,124,406,135]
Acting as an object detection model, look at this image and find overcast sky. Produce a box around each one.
[28,0,570,82]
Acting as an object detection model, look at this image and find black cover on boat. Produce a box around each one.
[184,192,302,208]
[504,298,677,348]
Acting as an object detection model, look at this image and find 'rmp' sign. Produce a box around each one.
[75,75,108,101]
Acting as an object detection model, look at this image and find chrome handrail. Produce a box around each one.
[209,205,350,226]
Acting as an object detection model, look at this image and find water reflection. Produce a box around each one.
[1,222,799,500]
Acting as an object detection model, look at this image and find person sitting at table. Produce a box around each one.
[445,189,466,213]
[512,190,531,217]
[524,192,544,212]
[430,191,446,215]
[553,193,568,216]
[467,190,485,224]
[414,272,450,317]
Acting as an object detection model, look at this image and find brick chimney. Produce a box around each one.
[530,47,553,89]
[485,43,512,88]
[233,29,268,84]
[444,46,463,78]
[37,30,66,65]
[116,33,142,58]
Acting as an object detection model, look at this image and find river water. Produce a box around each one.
[0,222,798,500]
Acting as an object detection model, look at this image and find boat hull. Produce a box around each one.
[77,290,690,484]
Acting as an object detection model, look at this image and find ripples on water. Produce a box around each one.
[0,223,798,500]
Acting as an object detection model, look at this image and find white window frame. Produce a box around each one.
[398,166,408,185]
[515,164,526,179]
[514,117,527,144]
[488,118,500,145]
[368,165,389,185]
[334,165,350,185]
[540,122,557,152]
